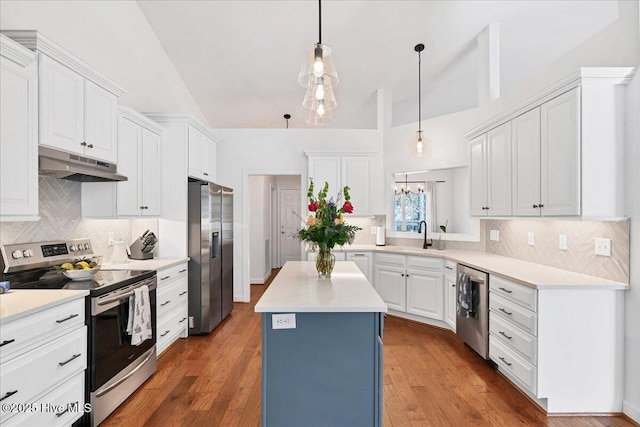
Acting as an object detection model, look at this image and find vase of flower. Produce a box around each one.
[297,179,361,278]
[315,246,336,278]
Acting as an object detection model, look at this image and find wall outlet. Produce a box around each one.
[272,313,296,330]
[490,230,499,241]
[527,232,535,246]
[595,238,612,257]
[558,234,568,251]
[370,226,377,235]
[189,316,194,328]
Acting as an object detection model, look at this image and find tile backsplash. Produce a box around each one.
[0,177,158,256]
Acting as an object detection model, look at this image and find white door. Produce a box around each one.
[541,88,581,216]
[341,156,373,215]
[84,80,117,163]
[116,118,141,216]
[39,55,84,154]
[444,274,457,331]
[469,135,487,216]
[406,269,444,320]
[279,189,301,266]
[487,122,512,216]
[141,128,162,216]
[512,108,541,216]
[374,265,406,312]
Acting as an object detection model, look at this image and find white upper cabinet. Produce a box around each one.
[512,108,541,216]
[115,117,142,215]
[306,152,376,216]
[188,125,217,182]
[3,31,125,164]
[469,135,487,216]
[0,35,38,219]
[140,129,162,215]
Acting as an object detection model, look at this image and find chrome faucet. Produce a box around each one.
[418,220,433,249]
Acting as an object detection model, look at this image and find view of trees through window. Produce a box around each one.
[394,193,427,232]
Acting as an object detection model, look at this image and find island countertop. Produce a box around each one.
[255,261,388,313]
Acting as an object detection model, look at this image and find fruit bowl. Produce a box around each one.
[62,267,100,281]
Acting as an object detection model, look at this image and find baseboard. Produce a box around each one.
[623,400,640,425]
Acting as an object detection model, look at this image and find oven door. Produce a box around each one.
[90,277,157,391]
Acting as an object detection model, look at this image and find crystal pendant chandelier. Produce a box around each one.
[414,43,425,156]
[299,0,338,126]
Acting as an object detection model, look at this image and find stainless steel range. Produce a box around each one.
[0,239,157,426]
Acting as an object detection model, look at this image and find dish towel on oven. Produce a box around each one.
[457,272,474,318]
[126,285,152,345]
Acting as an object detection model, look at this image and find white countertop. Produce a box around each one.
[0,289,88,323]
[102,257,189,271]
[323,245,628,290]
[255,261,388,313]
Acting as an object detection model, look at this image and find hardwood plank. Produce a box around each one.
[102,268,636,427]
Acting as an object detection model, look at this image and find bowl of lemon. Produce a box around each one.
[54,260,100,281]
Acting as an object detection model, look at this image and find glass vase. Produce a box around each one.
[315,248,335,278]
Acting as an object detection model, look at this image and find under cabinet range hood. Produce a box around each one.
[38,146,127,182]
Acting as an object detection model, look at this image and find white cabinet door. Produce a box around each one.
[39,55,84,155]
[346,252,372,284]
[341,157,373,215]
[308,156,341,197]
[469,135,487,216]
[0,54,38,218]
[188,125,203,179]
[487,122,512,216]
[116,118,142,216]
[374,265,406,312]
[444,274,457,331]
[512,108,541,216]
[541,88,580,216]
[84,79,117,162]
[141,129,162,216]
[406,269,444,320]
[202,135,216,182]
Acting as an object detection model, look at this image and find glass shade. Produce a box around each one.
[302,75,337,110]
[306,107,335,126]
[298,43,339,87]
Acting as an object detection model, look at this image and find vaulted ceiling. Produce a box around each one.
[138,1,619,129]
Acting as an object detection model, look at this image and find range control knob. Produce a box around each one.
[69,244,78,252]
[84,243,91,250]
[22,249,33,258]
[11,250,23,259]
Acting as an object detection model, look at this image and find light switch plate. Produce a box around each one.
[490,230,499,241]
[595,238,612,257]
[558,235,568,250]
[527,232,535,246]
[272,313,296,329]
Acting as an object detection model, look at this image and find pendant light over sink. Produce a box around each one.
[299,0,338,126]
[414,43,425,156]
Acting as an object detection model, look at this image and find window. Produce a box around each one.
[394,188,435,232]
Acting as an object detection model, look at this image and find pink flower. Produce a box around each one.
[306,215,317,226]
[342,201,353,214]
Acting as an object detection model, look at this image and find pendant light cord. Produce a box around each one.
[418,48,422,133]
[318,0,322,44]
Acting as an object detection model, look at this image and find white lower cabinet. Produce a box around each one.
[156,262,188,356]
[306,251,346,262]
[443,261,457,331]
[0,296,87,426]
[374,253,444,324]
[345,252,373,284]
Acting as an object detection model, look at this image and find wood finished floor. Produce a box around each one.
[103,269,637,427]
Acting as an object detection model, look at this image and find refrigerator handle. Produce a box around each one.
[212,231,220,259]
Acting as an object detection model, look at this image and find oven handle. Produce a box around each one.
[97,281,157,306]
[95,349,155,398]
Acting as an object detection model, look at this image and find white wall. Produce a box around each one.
[216,128,383,302]
[0,0,208,125]
[249,176,275,284]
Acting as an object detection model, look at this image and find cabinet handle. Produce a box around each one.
[179,269,187,273]
[87,144,94,148]
[498,287,512,294]
[539,204,544,208]
[203,172,209,176]
[161,300,171,307]
[56,405,74,418]
[161,330,171,337]
[59,353,81,367]
[532,204,538,208]
[0,339,16,347]
[80,142,87,147]
[401,273,405,277]
[0,390,17,401]
[498,307,513,316]
[351,254,365,257]
[56,313,79,324]
[160,276,171,280]
[498,356,513,367]
[179,317,187,323]
[179,291,187,296]
[499,331,513,340]
[445,266,453,270]
[406,274,410,277]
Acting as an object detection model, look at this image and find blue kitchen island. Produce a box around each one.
[255,261,388,427]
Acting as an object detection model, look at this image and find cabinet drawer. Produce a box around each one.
[375,253,405,267]
[157,263,188,284]
[407,256,443,271]
[157,278,188,318]
[490,275,537,311]
[0,298,85,364]
[490,312,537,364]
[490,294,537,336]
[6,372,85,427]
[157,304,188,355]
[444,260,456,274]
[490,336,537,394]
[0,327,87,423]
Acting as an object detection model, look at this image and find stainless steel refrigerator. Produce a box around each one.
[188,180,234,335]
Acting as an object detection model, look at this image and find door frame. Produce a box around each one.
[277,187,303,267]
[243,169,305,302]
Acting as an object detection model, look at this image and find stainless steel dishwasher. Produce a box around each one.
[456,264,489,359]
